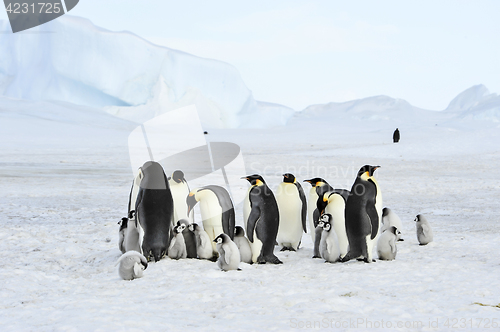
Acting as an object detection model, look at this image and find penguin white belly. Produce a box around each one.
[243,187,252,230]
[196,231,213,259]
[250,226,263,263]
[169,181,191,224]
[276,183,303,250]
[307,188,318,243]
[325,195,348,258]
[372,177,383,235]
[320,230,340,262]
[365,234,375,262]
[199,195,223,253]
[129,174,142,213]
[234,237,252,264]
[377,231,396,260]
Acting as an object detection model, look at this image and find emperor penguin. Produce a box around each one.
[303,178,333,242]
[186,185,236,255]
[176,219,197,258]
[393,128,400,143]
[234,226,253,264]
[242,174,282,264]
[276,173,307,251]
[214,233,241,271]
[135,161,174,262]
[319,214,341,263]
[415,214,433,245]
[317,190,350,259]
[116,251,148,281]
[168,170,193,227]
[188,223,213,260]
[118,217,128,254]
[124,210,143,254]
[341,165,382,263]
[377,226,400,260]
[168,224,187,260]
[381,207,403,241]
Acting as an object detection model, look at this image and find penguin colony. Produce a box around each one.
[116,161,433,280]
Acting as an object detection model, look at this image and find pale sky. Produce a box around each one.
[2,0,499,111]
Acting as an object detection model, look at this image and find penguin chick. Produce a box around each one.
[118,217,128,254]
[234,226,253,264]
[312,219,325,258]
[415,214,433,245]
[116,251,148,280]
[177,219,197,258]
[168,225,187,260]
[214,233,241,271]
[188,223,213,260]
[381,207,403,241]
[124,211,143,254]
[377,226,400,260]
[319,215,340,263]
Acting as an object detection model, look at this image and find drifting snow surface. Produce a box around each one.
[0,16,293,129]
[1,93,500,331]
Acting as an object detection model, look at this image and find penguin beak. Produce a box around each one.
[213,239,217,243]
[241,176,248,180]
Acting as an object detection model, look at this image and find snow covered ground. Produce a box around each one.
[1,94,499,331]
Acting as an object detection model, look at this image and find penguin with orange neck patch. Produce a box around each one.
[341,165,382,263]
[242,174,282,264]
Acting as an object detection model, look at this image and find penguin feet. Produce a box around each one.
[312,255,322,259]
[398,238,405,242]
[237,268,242,271]
[257,255,283,264]
[280,246,296,252]
[209,255,218,262]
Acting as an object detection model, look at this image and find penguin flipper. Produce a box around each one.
[223,245,232,265]
[246,205,261,243]
[366,200,379,240]
[421,224,431,238]
[295,182,308,233]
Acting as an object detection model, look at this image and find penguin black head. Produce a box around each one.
[173,224,185,234]
[415,214,423,222]
[172,170,185,183]
[389,226,401,236]
[303,178,327,187]
[357,165,380,179]
[320,213,332,223]
[235,226,245,237]
[282,173,296,183]
[214,233,229,244]
[382,207,390,217]
[188,223,199,232]
[322,220,332,231]
[118,217,128,230]
[128,210,136,219]
[186,191,199,215]
[241,174,266,186]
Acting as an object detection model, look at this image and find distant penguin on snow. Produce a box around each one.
[319,214,341,263]
[188,223,213,260]
[242,174,282,264]
[186,185,236,255]
[234,226,253,264]
[117,251,148,281]
[381,207,403,241]
[393,128,400,143]
[276,173,307,251]
[377,226,400,260]
[415,214,433,245]
[312,220,324,259]
[168,224,187,260]
[342,165,382,263]
[214,233,241,271]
